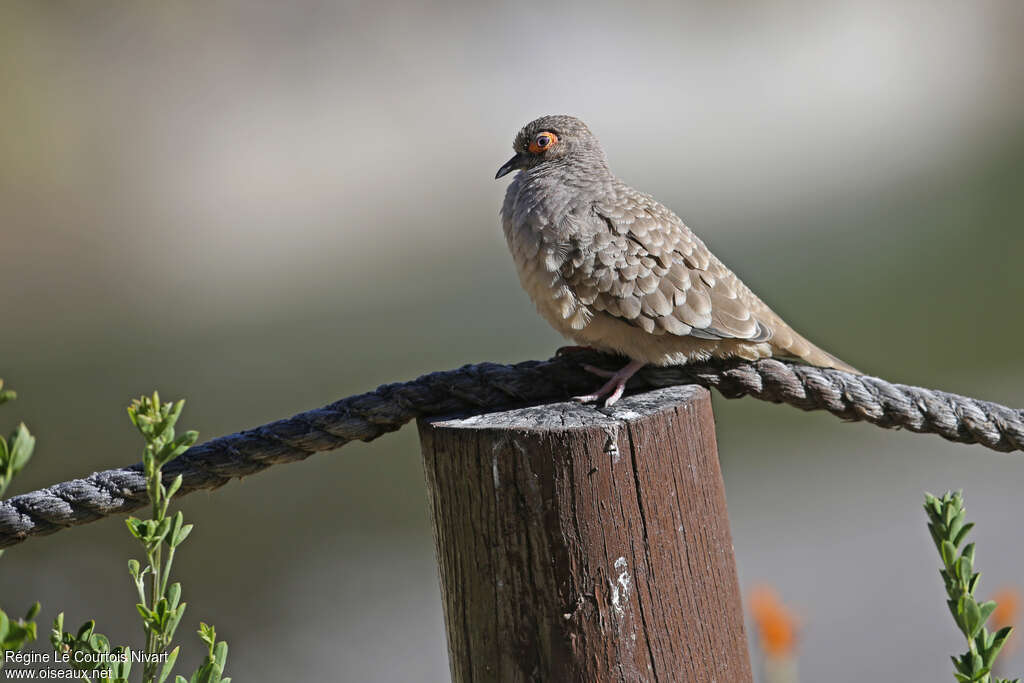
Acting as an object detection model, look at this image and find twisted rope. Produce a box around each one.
[1,352,1021,549]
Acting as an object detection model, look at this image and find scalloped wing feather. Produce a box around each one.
[557,183,855,371]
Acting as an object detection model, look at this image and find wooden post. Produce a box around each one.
[417,385,752,683]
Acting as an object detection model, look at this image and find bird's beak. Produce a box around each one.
[495,153,527,179]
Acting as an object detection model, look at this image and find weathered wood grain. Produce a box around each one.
[418,385,752,683]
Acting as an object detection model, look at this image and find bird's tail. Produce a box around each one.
[800,345,861,374]
[763,312,861,374]
[776,330,861,374]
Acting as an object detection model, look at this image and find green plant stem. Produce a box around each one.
[924,491,1018,683]
[144,483,165,680]
[161,545,177,598]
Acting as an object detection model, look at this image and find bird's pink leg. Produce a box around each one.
[573,359,646,406]
[580,364,616,378]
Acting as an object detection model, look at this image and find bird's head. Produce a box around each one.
[495,115,606,180]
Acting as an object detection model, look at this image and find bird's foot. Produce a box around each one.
[555,345,596,358]
[573,360,646,407]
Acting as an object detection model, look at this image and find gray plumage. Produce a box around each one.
[498,115,857,377]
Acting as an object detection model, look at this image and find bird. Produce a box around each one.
[496,114,859,406]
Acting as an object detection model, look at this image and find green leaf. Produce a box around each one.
[941,540,957,567]
[198,622,215,648]
[76,620,95,641]
[8,423,35,474]
[944,500,956,526]
[963,597,983,638]
[154,597,169,628]
[977,601,997,628]
[126,517,145,539]
[171,523,194,548]
[958,555,974,583]
[49,613,64,647]
[110,648,132,680]
[166,602,186,641]
[159,431,197,465]
[953,522,975,548]
[993,625,1013,645]
[195,664,222,683]
[153,517,173,544]
[88,632,110,653]
[948,598,963,630]
[212,641,228,672]
[987,625,1014,662]
[158,646,180,683]
[948,513,965,547]
[167,512,184,545]
[166,474,183,500]
[167,583,181,609]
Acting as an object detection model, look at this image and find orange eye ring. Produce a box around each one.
[528,132,558,154]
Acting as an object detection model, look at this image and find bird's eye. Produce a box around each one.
[528,132,558,154]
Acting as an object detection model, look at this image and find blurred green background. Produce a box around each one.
[2,1,1023,680]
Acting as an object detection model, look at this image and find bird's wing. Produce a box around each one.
[563,189,781,343]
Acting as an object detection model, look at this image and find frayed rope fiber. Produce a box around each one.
[1,351,1021,549]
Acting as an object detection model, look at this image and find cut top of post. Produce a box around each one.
[427,384,710,431]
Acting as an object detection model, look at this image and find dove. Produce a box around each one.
[497,115,857,405]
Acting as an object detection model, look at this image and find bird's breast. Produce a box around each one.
[501,194,597,337]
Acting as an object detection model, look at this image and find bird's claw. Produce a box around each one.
[572,360,646,407]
